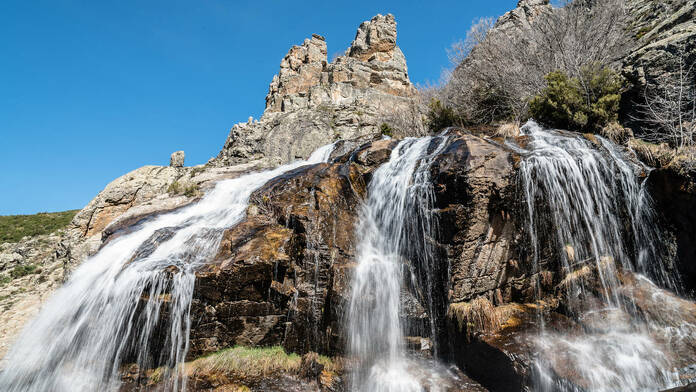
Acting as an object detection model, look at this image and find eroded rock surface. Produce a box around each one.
[622,0,696,125]
[217,14,421,167]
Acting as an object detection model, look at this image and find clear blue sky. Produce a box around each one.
[0,0,516,215]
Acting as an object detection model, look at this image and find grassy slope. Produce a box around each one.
[0,210,79,243]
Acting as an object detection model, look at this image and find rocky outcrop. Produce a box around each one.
[0,228,97,362]
[72,162,271,239]
[217,14,421,167]
[170,151,185,167]
[622,0,696,125]
[493,0,551,32]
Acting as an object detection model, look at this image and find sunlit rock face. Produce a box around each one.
[217,14,421,167]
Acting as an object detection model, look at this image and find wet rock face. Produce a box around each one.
[187,153,374,358]
[430,134,522,305]
[188,132,526,364]
[647,167,696,294]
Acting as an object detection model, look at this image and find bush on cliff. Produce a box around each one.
[426,98,464,131]
[10,264,40,279]
[530,65,623,131]
[167,181,200,197]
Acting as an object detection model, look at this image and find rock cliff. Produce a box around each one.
[216,14,421,167]
[622,0,696,125]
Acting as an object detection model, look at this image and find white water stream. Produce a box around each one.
[347,136,450,392]
[0,144,335,392]
[512,121,691,391]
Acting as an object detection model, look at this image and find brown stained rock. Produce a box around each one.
[447,298,575,392]
[187,145,387,359]
[430,133,522,305]
[353,138,399,167]
[299,352,324,381]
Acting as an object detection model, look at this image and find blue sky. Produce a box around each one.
[0,0,516,215]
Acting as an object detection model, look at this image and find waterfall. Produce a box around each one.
[512,121,688,391]
[347,136,449,392]
[0,143,335,392]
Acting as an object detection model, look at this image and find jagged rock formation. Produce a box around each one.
[493,0,551,32]
[169,150,185,167]
[216,14,421,167]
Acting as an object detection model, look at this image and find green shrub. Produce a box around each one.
[0,210,78,243]
[10,264,39,279]
[635,26,651,40]
[0,274,10,286]
[168,181,200,197]
[167,181,182,194]
[530,65,623,132]
[426,99,462,131]
[379,123,394,137]
[183,184,200,197]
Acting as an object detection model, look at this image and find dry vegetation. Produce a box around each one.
[167,181,201,197]
[636,47,696,149]
[146,346,339,388]
[429,0,632,128]
[448,297,527,339]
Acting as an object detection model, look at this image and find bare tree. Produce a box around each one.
[431,0,632,125]
[637,47,696,148]
[446,17,495,66]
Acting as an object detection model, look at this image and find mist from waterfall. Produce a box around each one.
[347,136,450,392]
[512,121,691,391]
[0,144,335,392]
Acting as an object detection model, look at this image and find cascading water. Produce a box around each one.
[511,121,691,391]
[0,144,335,392]
[347,136,450,392]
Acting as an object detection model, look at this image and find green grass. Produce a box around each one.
[0,210,78,243]
[10,264,40,279]
[149,345,336,384]
[380,123,394,137]
[167,181,200,197]
[191,346,303,376]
